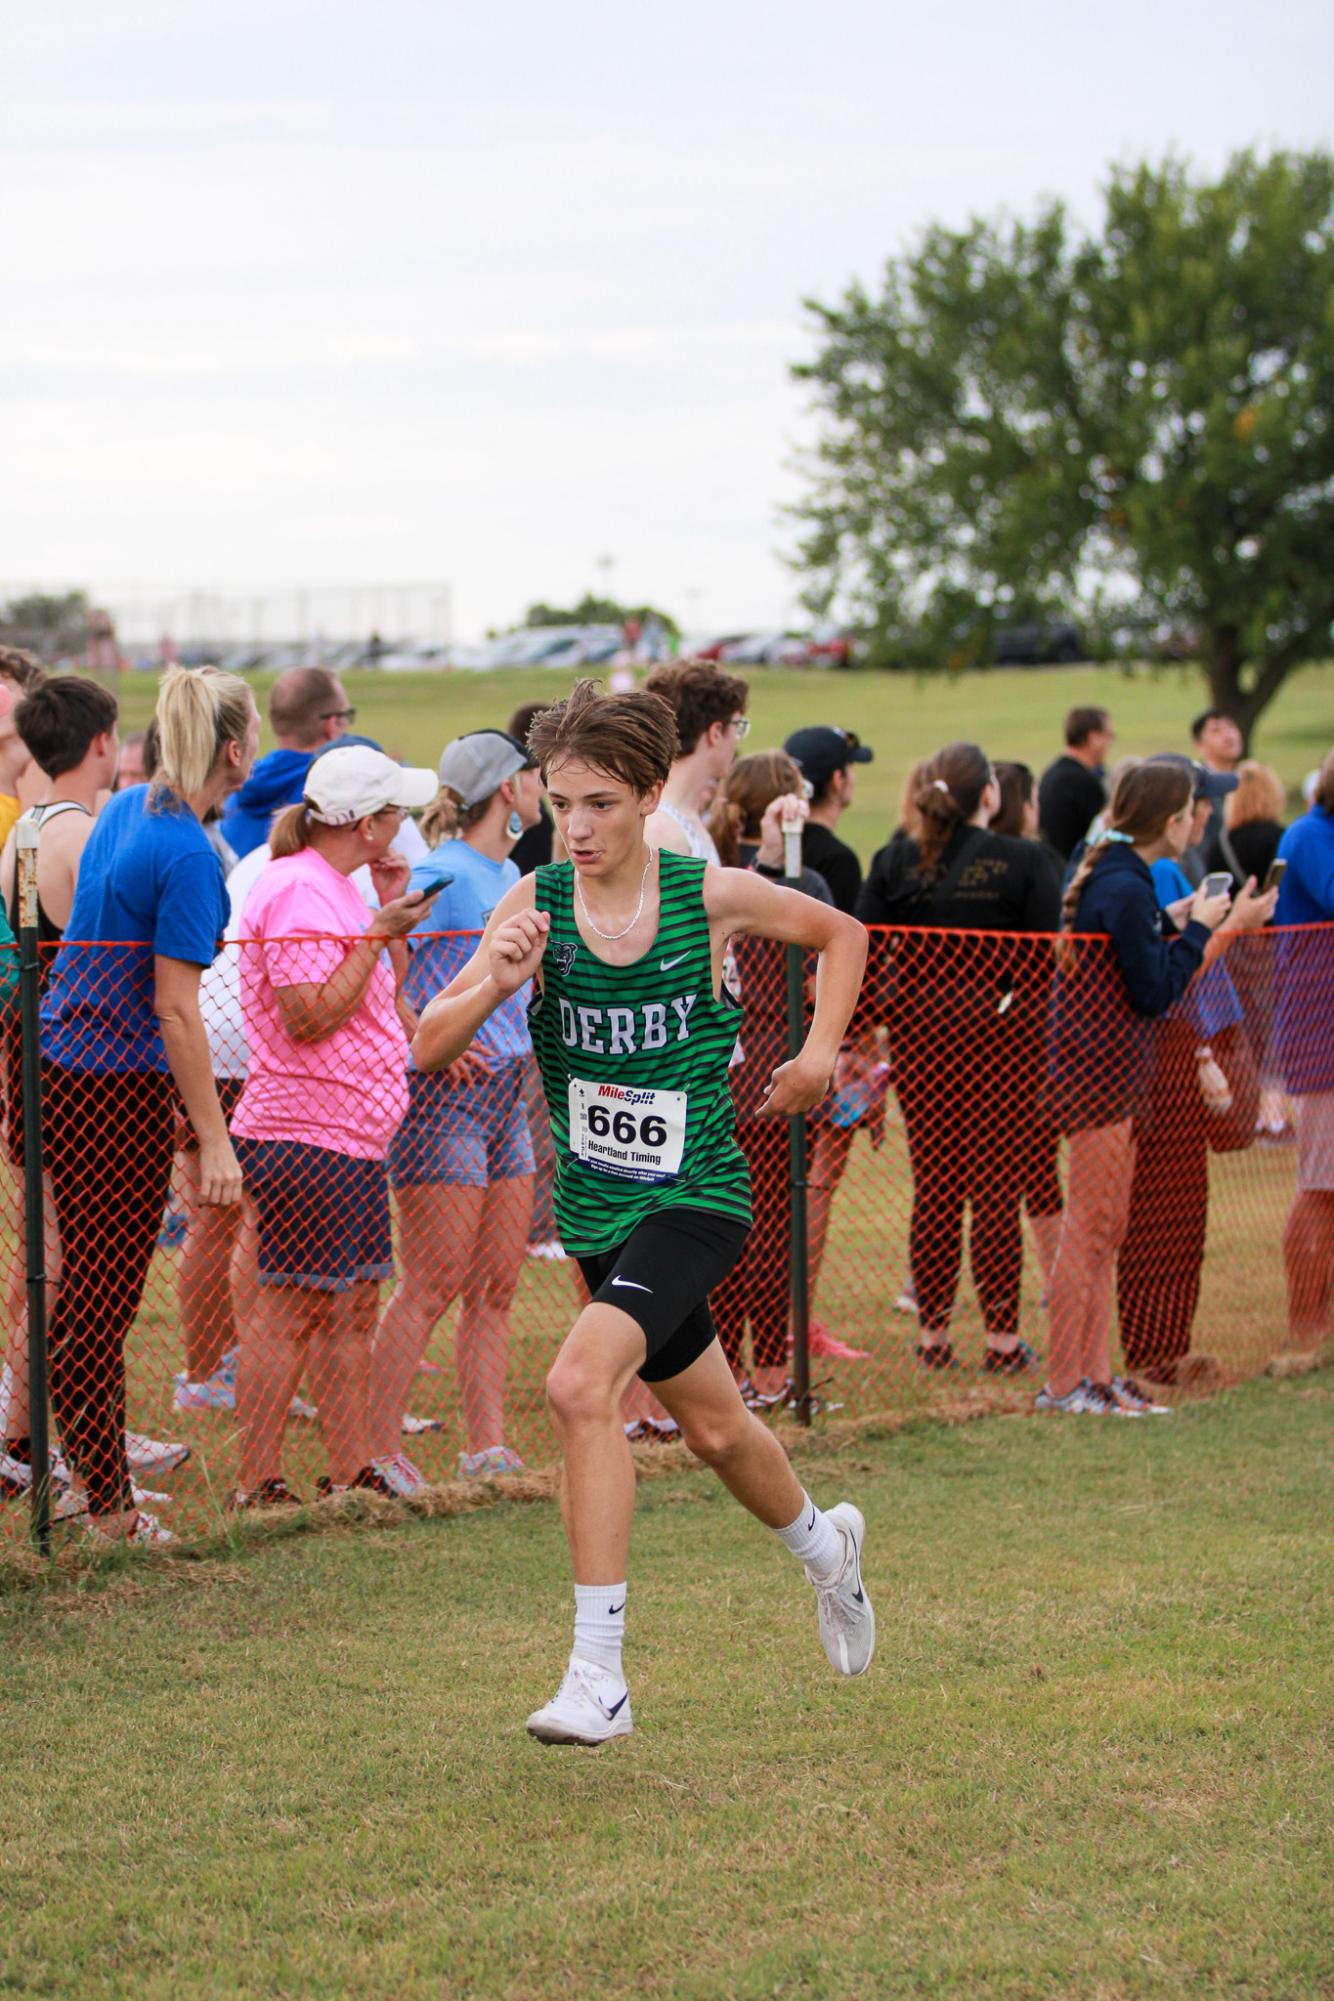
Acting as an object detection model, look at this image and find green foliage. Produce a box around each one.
[522,593,680,635]
[0,589,91,657]
[793,149,1334,735]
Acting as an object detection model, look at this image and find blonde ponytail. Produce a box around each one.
[421,785,487,848]
[152,665,254,804]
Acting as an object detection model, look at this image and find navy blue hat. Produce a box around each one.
[784,726,874,789]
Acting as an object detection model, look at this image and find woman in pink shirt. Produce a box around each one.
[229,745,436,1507]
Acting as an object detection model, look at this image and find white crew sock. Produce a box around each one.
[572,1582,627,1677]
[775,1490,845,1583]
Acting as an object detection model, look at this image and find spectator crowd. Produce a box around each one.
[0,649,1329,1543]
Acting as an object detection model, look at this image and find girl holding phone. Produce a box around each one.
[1043,762,1231,1414]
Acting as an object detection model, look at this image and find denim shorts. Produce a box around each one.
[235,1136,394,1291]
[388,1057,535,1190]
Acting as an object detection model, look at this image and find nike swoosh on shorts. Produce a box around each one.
[611,1276,653,1293]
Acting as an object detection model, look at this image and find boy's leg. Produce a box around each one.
[545,1302,648,1581]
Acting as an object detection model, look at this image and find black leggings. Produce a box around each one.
[896,1041,1026,1339]
[45,1067,175,1517]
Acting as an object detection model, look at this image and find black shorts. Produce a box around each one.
[576,1207,750,1383]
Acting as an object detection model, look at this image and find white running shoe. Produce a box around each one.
[1111,1374,1172,1415]
[526,1657,634,1746]
[807,1502,875,1677]
[125,1432,191,1475]
[458,1445,526,1479]
[85,1507,174,1548]
[369,1453,429,1498]
[288,1394,318,1421]
[401,1412,443,1435]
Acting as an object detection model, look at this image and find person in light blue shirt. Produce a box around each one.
[369,731,544,1479]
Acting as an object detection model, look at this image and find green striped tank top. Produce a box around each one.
[530,851,752,1255]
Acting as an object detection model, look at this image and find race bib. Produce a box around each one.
[568,1078,687,1184]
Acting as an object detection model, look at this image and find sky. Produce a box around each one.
[3,0,1330,643]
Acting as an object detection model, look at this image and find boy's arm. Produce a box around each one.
[412,876,547,1072]
[704,866,867,1115]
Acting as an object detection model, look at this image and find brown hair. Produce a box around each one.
[507,699,552,746]
[268,668,345,748]
[991,760,1035,840]
[897,759,928,842]
[268,803,317,857]
[527,679,677,795]
[15,676,119,778]
[0,646,44,692]
[1060,760,1193,933]
[707,750,804,867]
[1224,759,1286,830]
[1312,748,1334,816]
[912,742,992,877]
[1065,705,1109,749]
[643,660,749,755]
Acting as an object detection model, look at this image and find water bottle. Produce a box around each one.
[831,1060,891,1129]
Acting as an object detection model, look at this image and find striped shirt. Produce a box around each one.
[530,851,751,1255]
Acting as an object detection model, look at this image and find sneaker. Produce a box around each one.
[526,1240,567,1262]
[457,1445,526,1479]
[895,1280,919,1316]
[414,1358,444,1375]
[174,1368,236,1416]
[370,1453,430,1498]
[85,1507,174,1547]
[526,1657,633,1746]
[315,1464,401,1499]
[982,1342,1041,1376]
[1035,1379,1097,1413]
[228,1477,304,1510]
[806,1502,875,1677]
[807,1319,870,1360]
[1085,1380,1142,1417]
[401,1412,443,1436]
[125,1432,191,1475]
[1110,1374,1172,1415]
[623,1418,680,1444]
[915,1340,955,1371]
[288,1393,318,1421]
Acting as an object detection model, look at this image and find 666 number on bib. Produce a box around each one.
[568,1078,687,1184]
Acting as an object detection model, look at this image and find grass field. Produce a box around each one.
[110,657,1334,871]
[3,1370,1330,2000]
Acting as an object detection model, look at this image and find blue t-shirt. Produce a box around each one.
[1150,857,1242,1038]
[403,841,531,1065]
[41,785,229,1073]
[1275,806,1334,926]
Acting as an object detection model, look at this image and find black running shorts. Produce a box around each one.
[576,1207,750,1382]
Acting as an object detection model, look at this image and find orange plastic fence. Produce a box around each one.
[1,921,1329,1546]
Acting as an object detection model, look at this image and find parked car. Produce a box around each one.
[992,620,1085,665]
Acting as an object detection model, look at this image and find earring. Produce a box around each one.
[506,808,523,840]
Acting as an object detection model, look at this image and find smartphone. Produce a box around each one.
[412,873,453,902]
[1262,859,1287,895]
[1201,871,1233,900]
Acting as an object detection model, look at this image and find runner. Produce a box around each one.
[413,681,873,1745]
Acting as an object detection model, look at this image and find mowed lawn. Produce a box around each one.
[111,657,1334,867]
[3,1372,1331,2001]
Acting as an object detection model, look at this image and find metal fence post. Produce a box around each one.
[782,816,811,1427]
[17,823,52,1555]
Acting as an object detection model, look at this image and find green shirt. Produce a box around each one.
[530,852,751,1255]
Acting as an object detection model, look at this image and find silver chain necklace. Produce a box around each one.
[575,847,656,943]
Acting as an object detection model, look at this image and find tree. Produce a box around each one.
[791,150,1334,738]
[522,594,680,636]
[0,590,91,660]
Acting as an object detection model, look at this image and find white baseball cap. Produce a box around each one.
[303,744,438,826]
